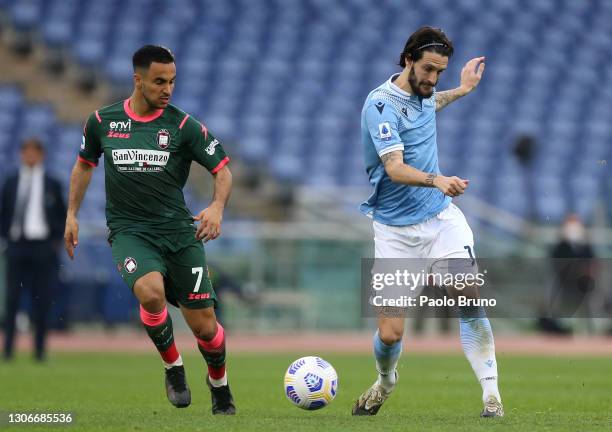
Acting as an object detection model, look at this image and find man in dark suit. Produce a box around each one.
[1,138,66,361]
[538,214,597,334]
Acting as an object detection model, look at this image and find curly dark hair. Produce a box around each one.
[398,26,454,67]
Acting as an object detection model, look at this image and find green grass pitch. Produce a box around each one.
[1,352,611,431]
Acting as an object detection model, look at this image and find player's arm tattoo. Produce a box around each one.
[425,173,437,186]
[435,88,466,112]
[380,150,402,167]
[381,151,438,187]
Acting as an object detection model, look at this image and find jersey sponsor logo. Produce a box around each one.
[157,129,170,149]
[110,119,131,131]
[112,149,170,172]
[378,122,392,140]
[108,119,132,139]
[205,138,220,155]
[124,257,137,273]
[375,101,385,114]
[108,131,131,138]
[188,292,210,301]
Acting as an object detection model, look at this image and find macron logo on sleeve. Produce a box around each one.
[378,122,392,141]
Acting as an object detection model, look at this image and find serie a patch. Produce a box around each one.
[378,122,392,141]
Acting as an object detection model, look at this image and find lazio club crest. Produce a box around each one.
[157,129,170,149]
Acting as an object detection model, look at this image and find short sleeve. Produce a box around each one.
[364,99,404,157]
[78,111,103,167]
[181,116,230,173]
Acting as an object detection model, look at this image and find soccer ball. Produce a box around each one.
[284,356,338,410]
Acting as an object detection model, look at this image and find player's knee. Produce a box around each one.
[431,257,480,297]
[134,273,166,311]
[188,309,218,341]
[140,293,165,312]
[136,285,166,311]
[378,327,403,345]
[192,320,217,341]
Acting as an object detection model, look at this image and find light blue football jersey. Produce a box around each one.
[360,73,450,226]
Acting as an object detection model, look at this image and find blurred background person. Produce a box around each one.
[538,214,597,335]
[1,138,66,361]
[512,134,538,221]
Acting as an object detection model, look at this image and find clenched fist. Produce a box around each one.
[433,175,469,197]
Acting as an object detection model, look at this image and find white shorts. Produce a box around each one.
[373,203,475,260]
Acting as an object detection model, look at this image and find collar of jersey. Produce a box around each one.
[387,74,432,106]
[387,74,414,99]
[123,98,164,122]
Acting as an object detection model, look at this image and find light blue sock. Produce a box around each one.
[459,307,500,402]
[373,330,402,390]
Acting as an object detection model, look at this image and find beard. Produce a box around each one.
[408,66,435,98]
[142,88,167,109]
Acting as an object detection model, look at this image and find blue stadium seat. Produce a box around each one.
[11,0,43,30]
[0,85,23,108]
[75,38,106,66]
[0,0,610,223]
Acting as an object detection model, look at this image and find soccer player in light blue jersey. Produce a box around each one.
[353,27,503,418]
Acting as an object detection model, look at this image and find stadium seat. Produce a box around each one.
[0,0,610,223]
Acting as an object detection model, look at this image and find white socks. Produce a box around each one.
[163,355,183,369]
[480,376,501,402]
[459,317,501,403]
[209,372,228,388]
[377,370,398,392]
[373,330,402,392]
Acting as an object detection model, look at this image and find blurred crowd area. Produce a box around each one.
[0,0,611,334]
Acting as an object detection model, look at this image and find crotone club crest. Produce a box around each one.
[124,257,138,274]
[157,129,170,149]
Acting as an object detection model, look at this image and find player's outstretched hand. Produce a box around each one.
[64,214,79,259]
[459,56,485,94]
[193,204,223,242]
[433,175,469,198]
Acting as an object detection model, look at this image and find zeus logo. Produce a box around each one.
[109,120,131,131]
[205,139,220,155]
